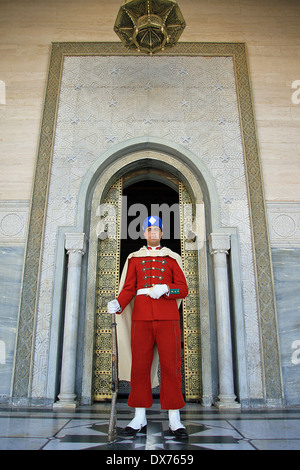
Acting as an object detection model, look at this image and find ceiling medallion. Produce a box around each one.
[114,0,186,55]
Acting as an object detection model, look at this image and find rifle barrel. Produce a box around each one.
[108,311,119,443]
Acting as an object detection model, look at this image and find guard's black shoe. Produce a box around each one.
[169,427,188,440]
[120,425,147,439]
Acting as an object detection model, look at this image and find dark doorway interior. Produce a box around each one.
[119,179,184,397]
[120,180,180,271]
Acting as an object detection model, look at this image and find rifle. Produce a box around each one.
[108,309,119,442]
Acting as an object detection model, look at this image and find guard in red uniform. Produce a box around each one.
[108,216,188,439]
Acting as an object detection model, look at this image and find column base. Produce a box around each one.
[53,401,78,410]
[53,393,78,410]
[215,394,241,410]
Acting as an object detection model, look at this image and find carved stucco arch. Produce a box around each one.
[58,139,248,406]
[76,137,220,234]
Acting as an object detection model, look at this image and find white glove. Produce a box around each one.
[148,284,169,299]
[107,299,121,314]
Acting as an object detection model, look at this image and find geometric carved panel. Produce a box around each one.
[12,42,283,405]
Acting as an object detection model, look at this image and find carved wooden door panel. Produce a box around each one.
[179,182,202,401]
[93,179,122,400]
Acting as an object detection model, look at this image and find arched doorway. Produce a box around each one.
[92,168,205,403]
[78,145,233,408]
[121,176,180,397]
[54,143,247,409]
[121,174,181,267]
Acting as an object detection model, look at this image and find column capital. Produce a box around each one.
[65,233,87,255]
[209,233,231,255]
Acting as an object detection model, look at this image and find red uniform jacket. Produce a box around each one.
[117,254,188,321]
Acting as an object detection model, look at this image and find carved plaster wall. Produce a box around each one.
[11,43,282,406]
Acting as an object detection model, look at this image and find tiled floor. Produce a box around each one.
[0,399,300,451]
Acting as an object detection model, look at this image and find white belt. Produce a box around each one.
[136,288,152,296]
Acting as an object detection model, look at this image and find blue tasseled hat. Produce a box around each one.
[142,216,163,231]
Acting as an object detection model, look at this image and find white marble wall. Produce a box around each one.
[1,200,300,403]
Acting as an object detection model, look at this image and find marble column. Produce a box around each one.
[53,233,87,409]
[209,233,241,410]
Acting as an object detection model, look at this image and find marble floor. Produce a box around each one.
[0,399,300,452]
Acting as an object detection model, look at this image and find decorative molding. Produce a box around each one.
[11,42,283,405]
[0,201,29,246]
[65,232,87,254]
[209,233,231,256]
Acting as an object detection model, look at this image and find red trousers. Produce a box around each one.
[128,320,185,410]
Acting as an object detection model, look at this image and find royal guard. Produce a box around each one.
[107,216,189,439]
